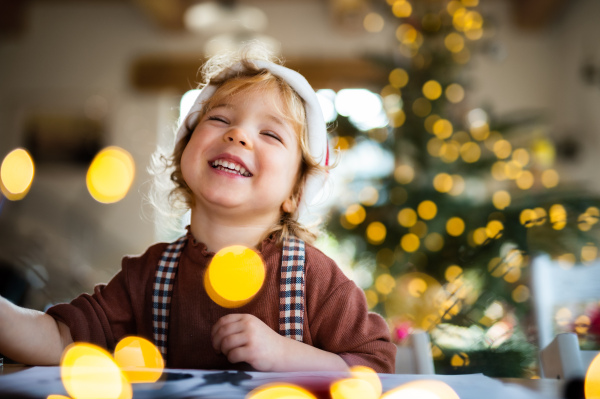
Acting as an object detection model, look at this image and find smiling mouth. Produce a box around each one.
[210,159,252,177]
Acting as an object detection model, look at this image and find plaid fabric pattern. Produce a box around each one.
[152,235,187,358]
[279,236,306,341]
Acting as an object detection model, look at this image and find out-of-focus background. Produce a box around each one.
[2,0,600,376]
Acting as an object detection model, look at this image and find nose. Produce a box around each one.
[224,127,253,149]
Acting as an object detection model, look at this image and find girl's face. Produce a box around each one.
[180,86,302,223]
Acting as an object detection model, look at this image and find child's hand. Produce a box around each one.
[211,313,288,371]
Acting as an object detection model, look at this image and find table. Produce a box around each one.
[0,365,565,399]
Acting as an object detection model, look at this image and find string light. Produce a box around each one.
[417,200,437,220]
[423,80,443,100]
[389,68,409,88]
[394,164,415,184]
[397,208,418,227]
[446,217,465,236]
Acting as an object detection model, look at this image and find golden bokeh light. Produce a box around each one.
[401,233,420,252]
[397,207,418,227]
[445,84,465,104]
[503,266,521,283]
[444,32,465,53]
[519,209,537,227]
[452,131,471,144]
[486,220,504,239]
[491,161,507,181]
[549,204,567,230]
[424,114,441,133]
[389,68,409,88]
[375,273,396,295]
[61,343,132,399]
[389,109,407,127]
[363,12,385,33]
[492,190,511,210]
[488,257,505,278]
[440,141,460,163]
[516,170,534,190]
[533,207,547,226]
[367,221,387,245]
[113,336,164,384]
[452,48,471,64]
[470,122,490,141]
[512,285,530,303]
[247,383,317,399]
[582,243,598,263]
[433,119,453,139]
[424,232,444,252]
[493,140,512,159]
[394,164,415,184]
[381,380,459,399]
[512,148,530,166]
[423,80,443,100]
[392,0,413,18]
[584,352,600,399]
[541,169,560,188]
[359,186,379,206]
[451,352,470,367]
[445,265,463,282]
[330,378,378,399]
[350,366,383,398]
[0,148,35,201]
[427,137,444,157]
[555,307,573,327]
[575,315,591,335]
[412,97,432,117]
[87,146,135,204]
[472,227,487,245]
[407,277,428,298]
[433,173,453,193]
[448,174,465,196]
[504,160,522,180]
[459,141,481,163]
[446,217,465,236]
[417,200,437,220]
[345,204,367,225]
[205,246,265,308]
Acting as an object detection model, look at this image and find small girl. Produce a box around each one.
[0,45,396,373]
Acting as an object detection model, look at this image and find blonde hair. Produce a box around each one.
[149,44,331,245]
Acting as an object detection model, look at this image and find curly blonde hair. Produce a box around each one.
[150,44,331,245]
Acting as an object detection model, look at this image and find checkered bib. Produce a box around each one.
[152,235,306,359]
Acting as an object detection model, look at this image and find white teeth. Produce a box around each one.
[210,159,251,177]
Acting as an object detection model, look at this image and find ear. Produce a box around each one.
[282,197,295,214]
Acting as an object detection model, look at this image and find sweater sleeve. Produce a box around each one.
[44,244,161,350]
[305,247,396,373]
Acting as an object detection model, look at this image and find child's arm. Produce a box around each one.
[211,313,348,372]
[0,295,73,365]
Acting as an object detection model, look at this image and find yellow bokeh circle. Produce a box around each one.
[113,336,164,383]
[331,378,378,399]
[417,200,437,220]
[247,383,316,399]
[86,146,135,203]
[61,343,132,399]
[0,148,35,201]
[205,245,265,308]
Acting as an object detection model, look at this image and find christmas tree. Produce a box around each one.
[325,0,600,377]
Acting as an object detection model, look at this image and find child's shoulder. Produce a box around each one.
[120,239,179,275]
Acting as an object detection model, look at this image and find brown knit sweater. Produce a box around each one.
[47,232,396,373]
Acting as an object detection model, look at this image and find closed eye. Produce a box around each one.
[261,132,283,143]
[207,115,228,124]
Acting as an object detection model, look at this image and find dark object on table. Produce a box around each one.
[563,377,584,399]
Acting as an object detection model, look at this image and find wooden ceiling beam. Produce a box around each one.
[509,0,570,30]
[131,0,189,30]
[130,54,389,93]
